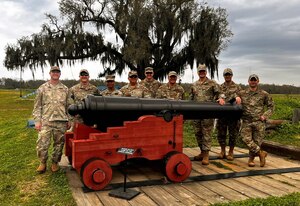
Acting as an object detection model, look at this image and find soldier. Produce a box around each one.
[120,70,151,98]
[68,69,100,131]
[156,71,185,100]
[236,74,274,167]
[190,64,225,165]
[140,67,161,98]
[33,66,70,173]
[100,74,122,96]
[216,68,242,161]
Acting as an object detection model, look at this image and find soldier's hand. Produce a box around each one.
[218,98,225,105]
[35,122,41,131]
[235,97,242,104]
[67,122,71,130]
[260,116,266,122]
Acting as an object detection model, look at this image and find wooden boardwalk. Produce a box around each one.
[60,147,300,206]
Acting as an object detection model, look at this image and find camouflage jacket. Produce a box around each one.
[220,81,242,102]
[156,83,185,100]
[33,81,69,123]
[69,83,100,104]
[120,83,151,98]
[190,78,223,102]
[238,87,274,121]
[140,79,161,98]
[100,88,122,96]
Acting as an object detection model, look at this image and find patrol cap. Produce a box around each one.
[248,74,259,81]
[145,67,154,73]
[128,70,138,77]
[168,71,177,77]
[50,66,61,72]
[105,75,115,81]
[197,64,207,72]
[223,68,233,76]
[79,69,89,76]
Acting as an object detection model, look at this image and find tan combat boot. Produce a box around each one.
[258,150,268,167]
[202,151,210,165]
[194,149,204,161]
[51,163,60,172]
[248,155,255,167]
[226,146,234,161]
[36,163,46,174]
[218,145,226,159]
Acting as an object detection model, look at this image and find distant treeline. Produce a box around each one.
[0,78,299,94]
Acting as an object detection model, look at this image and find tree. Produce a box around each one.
[4,0,232,80]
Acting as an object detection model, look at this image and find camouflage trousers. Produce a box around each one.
[194,119,214,151]
[240,120,266,156]
[216,118,240,147]
[36,121,67,164]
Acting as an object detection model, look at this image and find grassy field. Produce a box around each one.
[0,90,75,206]
[0,89,299,205]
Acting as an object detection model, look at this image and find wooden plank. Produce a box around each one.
[95,191,131,206]
[128,188,158,206]
[110,169,126,184]
[163,184,209,205]
[84,192,104,206]
[235,177,288,196]
[216,178,269,199]
[141,186,185,206]
[267,174,300,189]
[183,147,199,157]
[206,160,235,174]
[200,180,249,201]
[66,170,84,188]
[71,187,96,206]
[230,156,276,170]
[183,182,229,204]
[190,161,216,175]
[252,175,300,193]
[282,172,300,181]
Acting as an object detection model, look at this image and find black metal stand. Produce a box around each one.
[109,153,140,200]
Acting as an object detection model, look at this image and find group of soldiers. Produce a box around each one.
[33,64,274,174]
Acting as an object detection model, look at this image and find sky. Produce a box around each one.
[0,0,299,86]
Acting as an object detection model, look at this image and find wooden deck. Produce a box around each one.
[60,147,300,206]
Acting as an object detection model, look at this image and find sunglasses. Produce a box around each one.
[130,75,138,78]
[51,70,61,73]
[80,73,89,76]
[146,72,153,75]
[224,73,232,76]
[106,80,114,83]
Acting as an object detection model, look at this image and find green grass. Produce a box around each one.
[0,90,75,206]
[213,192,300,206]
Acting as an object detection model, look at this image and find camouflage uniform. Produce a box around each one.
[69,83,100,127]
[216,81,242,147]
[140,79,161,98]
[190,78,223,151]
[156,83,185,100]
[238,87,274,156]
[120,83,151,98]
[100,88,122,96]
[32,81,69,164]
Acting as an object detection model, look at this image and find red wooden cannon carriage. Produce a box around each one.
[65,95,242,191]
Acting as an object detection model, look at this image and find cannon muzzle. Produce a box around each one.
[69,95,242,131]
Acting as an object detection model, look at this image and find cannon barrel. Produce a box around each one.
[69,95,242,131]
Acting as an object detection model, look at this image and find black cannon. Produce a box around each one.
[68,95,242,131]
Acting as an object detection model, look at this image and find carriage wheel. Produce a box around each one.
[164,151,192,182]
[80,158,112,191]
